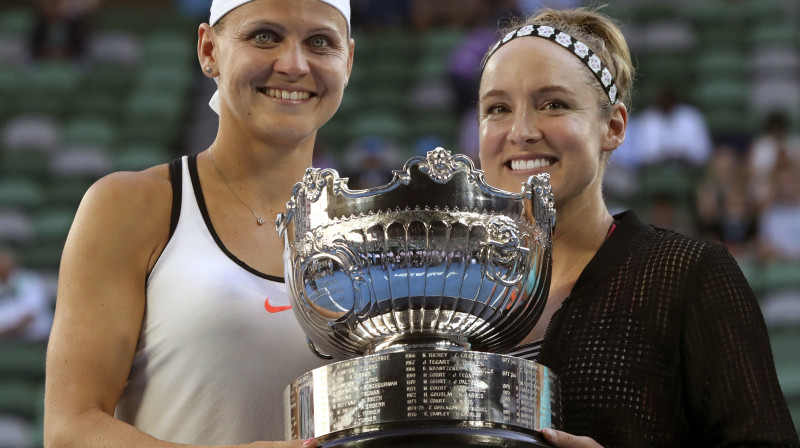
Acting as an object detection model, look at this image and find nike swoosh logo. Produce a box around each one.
[264,297,292,313]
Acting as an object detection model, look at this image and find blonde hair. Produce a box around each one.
[492,7,635,108]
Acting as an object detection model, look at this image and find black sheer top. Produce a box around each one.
[535,211,799,447]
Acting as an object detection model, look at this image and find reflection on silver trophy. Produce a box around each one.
[279,148,560,447]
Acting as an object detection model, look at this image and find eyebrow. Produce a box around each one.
[238,20,341,36]
[479,85,573,102]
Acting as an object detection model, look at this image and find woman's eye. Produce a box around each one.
[486,105,509,115]
[543,101,567,110]
[253,31,277,43]
[309,36,330,48]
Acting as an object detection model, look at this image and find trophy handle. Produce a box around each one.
[307,337,334,360]
[486,216,530,287]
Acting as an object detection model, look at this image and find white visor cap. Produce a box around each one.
[209,0,350,32]
[207,0,351,115]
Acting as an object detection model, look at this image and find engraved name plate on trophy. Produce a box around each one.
[279,148,559,447]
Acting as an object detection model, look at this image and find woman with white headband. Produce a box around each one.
[477,7,799,448]
[44,0,353,446]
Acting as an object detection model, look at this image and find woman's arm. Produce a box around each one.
[683,244,799,447]
[43,168,315,448]
[44,168,176,447]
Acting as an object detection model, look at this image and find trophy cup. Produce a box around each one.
[279,148,559,447]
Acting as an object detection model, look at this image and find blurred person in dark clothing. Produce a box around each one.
[0,247,52,344]
[696,147,759,258]
[30,0,101,61]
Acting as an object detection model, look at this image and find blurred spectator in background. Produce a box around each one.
[410,0,481,31]
[351,0,411,30]
[174,0,210,20]
[30,0,101,62]
[647,193,696,236]
[0,247,52,344]
[757,162,800,263]
[447,0,518,163]
[341,136,403,189]
[634,83,713,169]
[747,110,800,211]
[696,146,758,258]
[516,0,584,14]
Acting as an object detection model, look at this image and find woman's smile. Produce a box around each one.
[259,87,315,102]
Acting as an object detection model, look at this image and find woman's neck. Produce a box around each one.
[550,195,613,289]
[205,133,316,215]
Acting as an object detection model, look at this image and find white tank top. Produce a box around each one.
[115,155,329,444]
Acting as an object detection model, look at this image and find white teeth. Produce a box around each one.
[511,159,552,171]
[266,88,310,100]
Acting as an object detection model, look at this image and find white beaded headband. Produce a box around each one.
[482,24,619,104]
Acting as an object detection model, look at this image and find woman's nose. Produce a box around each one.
[273,41,310,79]
[509,110,541,146]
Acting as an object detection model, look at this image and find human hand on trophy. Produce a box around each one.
[542,429,602,447]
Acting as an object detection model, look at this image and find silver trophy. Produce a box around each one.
[279,148,559,447]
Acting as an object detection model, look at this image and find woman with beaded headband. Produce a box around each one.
[478,7,799,448]
[44,0,353,447]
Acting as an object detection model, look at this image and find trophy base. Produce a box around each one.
[285,349,560,446]
[321,425,552,447]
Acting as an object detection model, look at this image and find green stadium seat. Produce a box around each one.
[73,91,125,121]
[0,343,47,381]
[0,380,39,420]
[637,53,691,85]
[33,209,76,243]
[632,3,678,23]
[636,165,699,203]
[29,62,82,98]
[93,6,148,35]
[62,117,119,148]
[408,113,459,146]
[789,399,800,433]
[127,90,186,123]
[113,148,173,172]
[44,177,92,209]
[142,31,195,67]
[684,1,741,27]
[82,63,136,96]
[693,48,748,81]
[762,262,800,293]
[0,8,35,38]
[20,241,66,270]
[770,327,800,401]
[739,0,790,25]
[347,113,408,144]
[748,23,800,47]
[703,109,754,136]
[0,178,46,211]
[419,28,465,55]
[318,115,352,151]
[138,65,194,95]
[693,80,750,111]
[0,150,50,180]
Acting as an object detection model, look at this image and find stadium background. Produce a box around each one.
[0,0,799,446]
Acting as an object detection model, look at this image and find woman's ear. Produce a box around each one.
[602,101,628,152]
[198,23,218,78]
[346,37,355,82]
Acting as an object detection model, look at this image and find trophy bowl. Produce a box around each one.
[279,148,559,447]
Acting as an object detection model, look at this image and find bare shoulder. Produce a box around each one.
[70,164,174,271]
[84,164,171,209]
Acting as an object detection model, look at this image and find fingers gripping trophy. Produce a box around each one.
[278,148,560,447]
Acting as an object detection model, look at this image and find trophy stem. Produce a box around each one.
[368,334,470,355]
[284,350,560,447]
